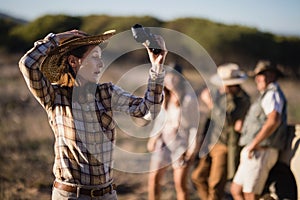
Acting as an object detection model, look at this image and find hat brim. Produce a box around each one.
[250,68,284,78]
[210,74,247,86]
[41,30,116,83]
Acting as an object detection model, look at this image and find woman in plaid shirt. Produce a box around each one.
[19,29,167,199]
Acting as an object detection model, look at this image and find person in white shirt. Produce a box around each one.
[231,60,287,200]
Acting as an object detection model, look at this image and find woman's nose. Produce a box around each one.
[98,59,104,69]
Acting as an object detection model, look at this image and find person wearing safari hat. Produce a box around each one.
[147,63,199,200]
[230,60,287,200]
[192,63,250,200]
[19,29,167,199]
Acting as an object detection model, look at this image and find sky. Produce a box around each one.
[1,0,300,36]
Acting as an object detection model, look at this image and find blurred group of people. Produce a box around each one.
[147,60,289,200]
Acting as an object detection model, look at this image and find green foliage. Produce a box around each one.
[8,14,81,51]
[2,14,300,76]
[80,15,162,34]
[165,18,257,56]
[0,18,19,38]
[0,18,21,51]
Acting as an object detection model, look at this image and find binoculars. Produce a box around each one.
[131,24,162,55]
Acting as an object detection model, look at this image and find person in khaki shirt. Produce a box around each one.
[192,63,250,200]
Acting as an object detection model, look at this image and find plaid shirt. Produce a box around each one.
[19,34,164,185]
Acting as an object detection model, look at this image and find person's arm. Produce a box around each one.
[184,95,200,161]
[247,110,281,158]
[247,88,284,158]
[143,34,167,75]
[110,72,164,119]
[110,34,167,118]
[233,91,251,133]
[18,33,58,109]
[200,88,213,110]
[19,30,91,109]
[147,110,165,152]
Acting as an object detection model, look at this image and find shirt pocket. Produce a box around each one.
[99,110,115,132]
[96,102,115,132]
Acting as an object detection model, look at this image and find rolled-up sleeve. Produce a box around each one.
[18,33,57,109]
[111,69,165,119]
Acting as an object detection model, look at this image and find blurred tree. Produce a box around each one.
[80,15,162,34]
[9,14,82,51]
[1,14,300,77]
[0,18,22,52]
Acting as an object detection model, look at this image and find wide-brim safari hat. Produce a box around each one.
[249,60,284,77]
[41,30,116,83]
[210,63,248,86]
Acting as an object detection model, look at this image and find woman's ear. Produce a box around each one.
[68,55,79,73]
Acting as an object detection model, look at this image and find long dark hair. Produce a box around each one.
[163,70,186,110]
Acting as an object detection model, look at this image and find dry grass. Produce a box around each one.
[0,53,299,199]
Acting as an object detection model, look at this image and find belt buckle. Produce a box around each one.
[91,189,97,198]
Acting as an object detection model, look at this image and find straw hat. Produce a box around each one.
[41,30,116,83]
[251,60,284,77]
[210,63,247,86]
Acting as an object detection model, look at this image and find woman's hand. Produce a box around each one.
[246,142,258,159]
[201,88,214,110]
[144,35,167,74]
[147,137,158,152]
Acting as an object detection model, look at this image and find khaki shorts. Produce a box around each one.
[232,146,278,194]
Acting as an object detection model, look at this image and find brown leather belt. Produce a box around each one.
[53,181,116,197]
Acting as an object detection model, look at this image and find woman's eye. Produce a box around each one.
[93,53,99,58]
